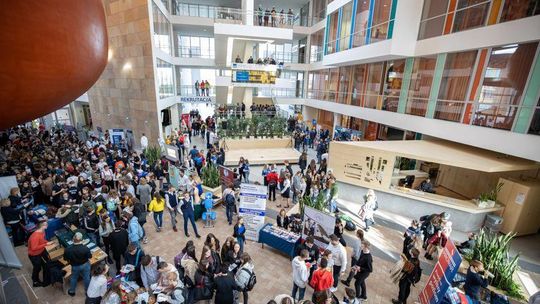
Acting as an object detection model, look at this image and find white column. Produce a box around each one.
[242,0,254,26]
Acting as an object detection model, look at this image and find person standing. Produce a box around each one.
[392,248,422,304]
[351,241,373,301]
[233,217,246,253]
[148,192,165,232]
[464,260,490,302]
[235,253,254,304]
[140,255,161,291]
[86,263,109,304]
[266,169,279,202]
[27,221,53,287]
[124,243,145,285]
[292,249,310,301]
[214,265,239,304]
[140,133,148,151]
[195,80,200,96]
[127,212,144,248]
[342,229,364,286]
[108,220,129,274]
[180,191,201,238]
[136,177,152,206]
[63,232,92,297]
[296,236,320,279]
[165,187,180,232]
[280,173,291,208]
[309,258,334,296]
[205,80,210,96]
[326,234,347,292]
[223,185,236,225]
[98,214,115,264]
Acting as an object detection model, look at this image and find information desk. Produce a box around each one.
[258,223,301,259]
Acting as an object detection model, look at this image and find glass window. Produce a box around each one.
[180,35,190,56]
[352,0,370,47]
[500,0,540,22]
[327,11,339,54]
[153,3,172,54]
[370,0,392,43]
[418,0,449,40]
[364,62,384,109]
[190,36,201,56]
[452,0,489,33]
[406,56,437,116]
[157,59,174,99]
[382,59,406,112]
[199,5,209,17]
[351,64,367,106]
[310,29,324,62]
[338,66,352,104]
[339,2,353,51]
[200,37,210,58]
[474,42,539,130]
[189,4,198,16]
[528,97,540,135]
[326,68,340,101]
[435,50,477,122]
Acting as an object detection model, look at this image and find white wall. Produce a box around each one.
[214,24,293,41]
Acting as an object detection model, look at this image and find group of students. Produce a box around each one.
[256,6,295,27]
[193,81,211,96]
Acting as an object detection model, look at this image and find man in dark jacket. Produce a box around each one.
[213,265,239,304]
[63,232,92,296]
[296,236,320,279]
[109,220,129,274]
[392,248,422,304]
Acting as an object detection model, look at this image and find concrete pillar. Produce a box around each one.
[242,0,254,26]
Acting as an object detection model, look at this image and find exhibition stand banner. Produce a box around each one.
[302,206,335,248]
[419,240,462,304]
[239,184,267,241]
[219,165,235,192]
[169,166,180,189]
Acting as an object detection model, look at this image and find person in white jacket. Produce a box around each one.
[326,234,347,292]
[292,249,310,301]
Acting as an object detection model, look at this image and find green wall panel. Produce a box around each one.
[513,52,540,133]
[397,57,414,114]
[425,53,447,118]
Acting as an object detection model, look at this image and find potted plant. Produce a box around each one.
[144,145,162,167]
[464,229,525,301]
[477,182,503,208]
[200,165,221,196]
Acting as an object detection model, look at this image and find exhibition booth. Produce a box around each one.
[328,140,540,231]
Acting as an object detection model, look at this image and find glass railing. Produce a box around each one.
[310,49,324,63]
[256,88,303,98]
[177,85,215,96]
[177,46,215,59]
[172,2,322,28]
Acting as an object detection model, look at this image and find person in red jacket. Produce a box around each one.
[266,169,279,202]
[28,221,53,287]
[309,257,334,296]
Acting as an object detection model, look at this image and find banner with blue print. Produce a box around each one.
[239,184,267,241]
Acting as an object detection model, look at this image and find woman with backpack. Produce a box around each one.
[193,259,214,303]
[235,253,255,304]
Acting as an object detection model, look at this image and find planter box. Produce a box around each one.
[202,184,222,198]
[476,199,496,208]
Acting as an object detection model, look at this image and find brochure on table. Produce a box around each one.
[302,206,335,249]
[239,183,267,241]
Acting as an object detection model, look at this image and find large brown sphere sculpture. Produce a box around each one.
[0,0,108,129]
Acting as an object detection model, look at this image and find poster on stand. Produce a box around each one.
[302,206,335,248]
[169,166,180,189]
[219,165,235,192]
[419,240,462,304]
[239,184,267,241]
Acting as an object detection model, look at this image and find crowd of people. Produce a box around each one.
[193,81,211,97]
[236,55,278,65]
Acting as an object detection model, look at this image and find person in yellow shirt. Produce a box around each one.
[148,193,165,232]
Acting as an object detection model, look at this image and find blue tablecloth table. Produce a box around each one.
[258,223,301,259]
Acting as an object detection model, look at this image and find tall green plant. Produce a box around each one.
[201,165,220,188]
[144,145,162,167]
[465,229,524,299]
[301,194,326,215]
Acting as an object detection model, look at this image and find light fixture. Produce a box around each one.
[108,49,113,61]
[493,47,517,55]
[122,62,132,71]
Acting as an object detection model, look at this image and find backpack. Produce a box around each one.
[106,199,117,211]
[171,283,188,302]
[241,268,257,291]
[225,193,235,207]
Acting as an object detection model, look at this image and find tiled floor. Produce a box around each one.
[11,136,540,303]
